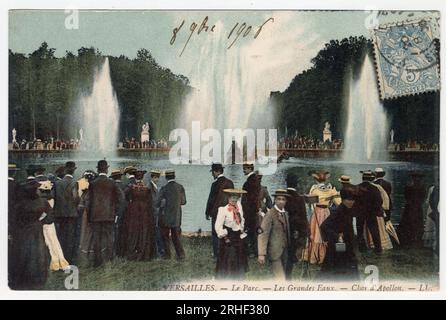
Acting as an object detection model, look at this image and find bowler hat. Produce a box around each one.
[210,163,224,172]
[97,160,109,170]
[65,161,77,170]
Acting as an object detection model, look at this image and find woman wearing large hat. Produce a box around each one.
[303,170,341,265]
[214,188,248,279]
[120,169,156,261]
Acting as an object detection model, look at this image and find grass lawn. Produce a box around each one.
[44,236,439,291]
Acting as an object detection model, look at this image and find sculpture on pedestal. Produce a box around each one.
[323,121,332,143]
[141,122,150,144]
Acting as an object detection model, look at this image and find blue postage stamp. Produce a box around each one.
[372,18,440,100]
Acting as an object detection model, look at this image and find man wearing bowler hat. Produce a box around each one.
[373,168,393,221]
[241,162,261,257]
[157,169,187,260]
[205,163,234,258]
[149,169,165,256]
[356,170,383,253]
[86,160,121,266]
[54,161,80,263]
[109,169,126,256]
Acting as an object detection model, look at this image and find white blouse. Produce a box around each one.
[215,203,247,239]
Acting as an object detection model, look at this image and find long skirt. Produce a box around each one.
[120,201,156,261]
[365,217,393,250]
[303,207,330,264]
[10,223,49,290]
[216,231,248,279]
[43,223,70,271]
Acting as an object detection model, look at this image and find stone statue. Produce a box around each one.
[12,128,17,143]
[323,121,332,142]
[141,122,150,143]
[79,128,84,141]
[390,129,395,144]
[324,122,330,131]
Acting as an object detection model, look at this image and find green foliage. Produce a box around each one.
[9,43,191,142]
[274,36,440,143]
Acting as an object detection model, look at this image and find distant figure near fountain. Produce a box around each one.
[78,57,120,154]
[12,128,17,144]
[343,54,389,162]
[390,129,395,144]
[323,122,332,143]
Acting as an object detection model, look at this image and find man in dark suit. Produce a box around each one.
[320,189,358,278]
[87,160,121,267]
[109,169,126,256]
[205,163,234,258]
[54,161,80,263]
[157,169,187,260]
[356,170,383,253]
[241,163,261,257]
[284,173,308,279]
[374,168,392,221]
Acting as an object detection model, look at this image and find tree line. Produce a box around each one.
[271,36,440,144]
[9,42,191,143]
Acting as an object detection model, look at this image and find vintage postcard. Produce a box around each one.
[2,1,444,301]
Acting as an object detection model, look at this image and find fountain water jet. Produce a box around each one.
[78,57,120,155]
[343,54,389,163]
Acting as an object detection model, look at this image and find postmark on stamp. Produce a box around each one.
[371,18,440,100]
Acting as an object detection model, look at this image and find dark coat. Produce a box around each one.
[374,178,393,217]
[87,174,121,222]
[399,182,427,244]
[8,179,20,237]
[157,180,187,228]
[320,203,356,269]
[205,175,234,219]
[241,173,261,229]
[113,180,126,220]
[285,188,309,240]
[10,196,53,289]
[356,181,383,219]
[120,183,156,261]
[54,175,80,218]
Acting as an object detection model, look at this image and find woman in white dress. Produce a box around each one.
[214,189,248,279]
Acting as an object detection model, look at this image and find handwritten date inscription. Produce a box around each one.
[170,16,274,57]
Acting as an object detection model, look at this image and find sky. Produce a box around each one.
[9,10,439,92]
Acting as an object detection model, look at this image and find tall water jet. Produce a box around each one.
[78,57,120,155]
[343,54,389,162]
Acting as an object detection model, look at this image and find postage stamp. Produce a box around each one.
[372,18,440,100]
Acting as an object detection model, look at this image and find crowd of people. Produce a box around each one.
[7,160,440,288]
[279,136,343,150]
[12,139,82,151]
[122,138,169,149]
